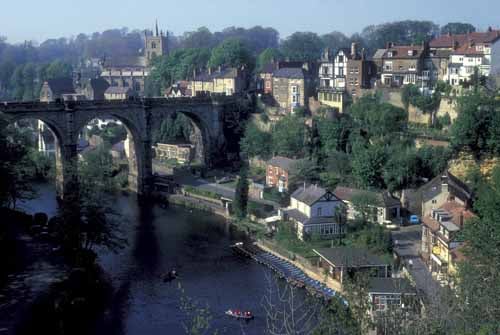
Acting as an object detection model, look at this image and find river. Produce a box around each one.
[17,183,286,335]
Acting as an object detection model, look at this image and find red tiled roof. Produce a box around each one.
[383,45,425,59]
[440,202,474,227]
[451,44,484,56]
[430,30,500,48]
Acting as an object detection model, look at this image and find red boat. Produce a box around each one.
[225,309,254,320]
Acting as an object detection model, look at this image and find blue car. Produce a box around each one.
[409,215,420,224]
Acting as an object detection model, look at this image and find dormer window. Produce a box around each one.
[388,51,394,57]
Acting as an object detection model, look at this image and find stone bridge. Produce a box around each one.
[0,96,249,198]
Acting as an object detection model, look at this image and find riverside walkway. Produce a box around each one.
[232,243,346,304]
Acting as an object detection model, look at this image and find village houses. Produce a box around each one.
[266,156,299,193]
[190,66,247,96]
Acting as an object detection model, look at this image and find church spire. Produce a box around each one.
[155,20,159,37]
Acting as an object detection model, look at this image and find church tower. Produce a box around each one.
[145,20,168,66]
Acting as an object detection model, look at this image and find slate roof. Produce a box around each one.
[313,247,388,267]
[373,49,387,60]
[267,156,298,171]
[273,67,305,79]
[369,278,416,295]
[291,185,332,206]
[420,171,472,204]
[382,45,425,59]
[105,86,133,95]
[430,30,500,49]
[452,45,484,56]
[46,78,75,95]
[333,186,401,208]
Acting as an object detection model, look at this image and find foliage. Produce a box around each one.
[350,94,407,140]
[351,142,386,189]
[239,122,272,159]
[233,168,249,218]
[456,165,500,333]
[152,113,194,144]
[402,84,441,113]
[256,48,282,72]
[350,191,382,223]
[183,186,220,200]
[383,146,419,192]
[207,38,253,70]
[79,144,117,194]
[0,118,36,209]
[415,145,452,180]
[316,115,353,154]
[320,31,351,55]
[177,282,216,335]
[271,115,306,158]
[450,90,498,159]
[440,22,476,35]
[290,158,320,186]
[342,273,373,334]
[280,32,324,62]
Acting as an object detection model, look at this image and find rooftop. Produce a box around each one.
[313,247,388,267]
[45,77,75,95]
[291,184,337,206]
[430,30,500,49]
[273,67,305,79]
[381,45,425,59]
[267,156,298,171]
[369,278,416,295]
[333,186,400,208]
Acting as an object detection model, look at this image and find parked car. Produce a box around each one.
[409,215,420,225]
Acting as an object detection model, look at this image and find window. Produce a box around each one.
[317,207,322,216]
[338,55,344,63]
[265,81,271,89]
[291,85,298,94]
[151,42,157,49]
[338,67,344,76]
[324,79,330,87]
[384,61,393,71]
[292,95,297,103]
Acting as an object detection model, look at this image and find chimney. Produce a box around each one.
[218,65,222,73]
[488,26,493,32]
[193,68,197,79]
[351,42,358,58]
[208,67,212,75]
[441,174,449,195]
[386,42,394,49]
[459,212,464,228]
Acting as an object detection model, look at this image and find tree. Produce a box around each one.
[316,115,353,155]
[271,115,306,158]
[21,63,36,101]
[456,165,500,333]
[321,31,351,54]
[416,145,452,179]
[179,27,216,49]
[280,32,324,62]
[450,91,496,159]
[233,168,249,218]
[440,22,476,35]
[239,122,272,159]
[342,273,374,334]
[256,48,282,72]
[383,147,419,192]
[208,38,253,70]
[351,142,386,189]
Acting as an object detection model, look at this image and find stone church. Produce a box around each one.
[100,21,169,96]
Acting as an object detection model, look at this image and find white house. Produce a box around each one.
[334,49,349,91]
[282,185,345,240]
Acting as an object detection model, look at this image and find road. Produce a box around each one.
[392,224,441,299]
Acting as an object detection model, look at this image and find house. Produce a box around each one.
[266,156,299,192]
[39,77,75,102]
[191,66,247,96]
[272,67,312,114]
[368,278,417,316]
[153,142,195,164]
[258,61,309,95]
[419,171,472,218]
[429,28,500,83]
[104,86,137,100]
[318,48,344,112]
[421,201,474,281]
[248,176,265,200]
[80,78,110,100]
[165,81,191,98]
[282,185,345,240]
[313,247,390,285]
[333,186,401,225]
[377,43,427,87]
[426,49,452,85]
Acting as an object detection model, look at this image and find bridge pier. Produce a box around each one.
[55,142,79,201]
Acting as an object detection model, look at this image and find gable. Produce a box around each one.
[317,191,341,203]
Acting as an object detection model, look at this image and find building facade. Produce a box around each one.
[153,143,195,164]
[282,185,345,240]
[39,77,76,102]
[191,67,247,96]
[266,156,299,192]
[377,43,427,87]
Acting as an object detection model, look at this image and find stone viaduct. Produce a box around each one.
[0,96,248,198]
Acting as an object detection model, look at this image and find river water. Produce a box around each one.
[18,183,281,335]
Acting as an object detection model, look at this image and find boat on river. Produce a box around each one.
[225,309,254,320]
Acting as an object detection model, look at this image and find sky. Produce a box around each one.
[2,0,499,44]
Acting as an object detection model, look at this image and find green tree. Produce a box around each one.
[208,38,253,70]
[450,91,496,159]
[351,142,386,189]
[233,168,249,218]
[239,122,272,159]
[440,22,476,35]
[416,145,452,179]
[256,48,282,72]
[11,65,25,101]
[280,32,324,62]
[21,63,36,101]
[383,147,419,192]
[457,165,500,333]
[271,114,306,158]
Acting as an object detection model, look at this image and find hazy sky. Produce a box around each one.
[2,0,499,43]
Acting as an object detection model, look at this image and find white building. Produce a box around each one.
[282,185,345,240]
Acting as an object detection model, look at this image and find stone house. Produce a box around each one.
[272,67,312,114]
[104,86,137,100]
[282,185,345,240]
[266,156,299,192]
[313,247,390,285]
[333,186,401,225]
[153,142,195,164]
[39,77,75,102]
[191,66,247,96]
[258,61,309,95]
[377,43,427,87]
[421,201,474,281]
[419,171,472,218]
